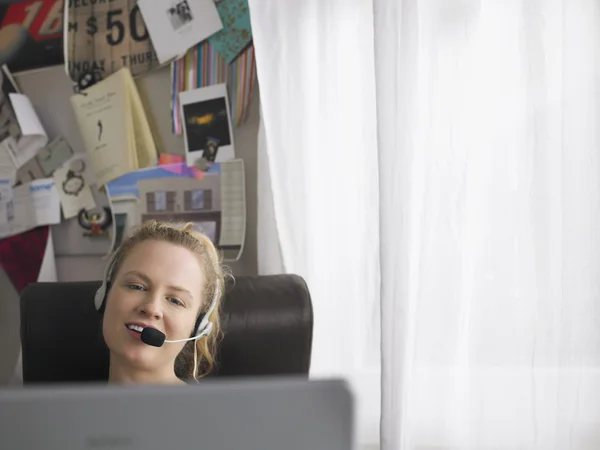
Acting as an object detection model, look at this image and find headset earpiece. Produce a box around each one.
[94,282,107,311]
[95,252,118,312]
[192,312,206,336]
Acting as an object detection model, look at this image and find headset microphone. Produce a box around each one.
[140,323,214,348]
[141,328,166,347]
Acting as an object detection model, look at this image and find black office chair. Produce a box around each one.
[20,274,313,383]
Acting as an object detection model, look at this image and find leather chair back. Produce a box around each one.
[20,274,313,383]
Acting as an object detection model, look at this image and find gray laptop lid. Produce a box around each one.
[0,378,353,450]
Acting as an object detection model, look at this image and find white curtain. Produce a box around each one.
[253,0,600,448]
[376,0,600,448]
[250,0,381,446]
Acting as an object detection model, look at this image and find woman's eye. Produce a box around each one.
[168,297,183,306]
[127,284,144,291]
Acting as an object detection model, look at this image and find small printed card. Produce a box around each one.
[138,0,223,64]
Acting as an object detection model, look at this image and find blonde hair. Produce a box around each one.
[106,220,227,379]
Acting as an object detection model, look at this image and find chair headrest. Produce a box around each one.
[20,274,313,383]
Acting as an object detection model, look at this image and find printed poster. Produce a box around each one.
[0,0,64,73]
[106,160,246,261]
[66,0,162,82]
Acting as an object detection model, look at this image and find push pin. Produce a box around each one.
[73,70,103,95]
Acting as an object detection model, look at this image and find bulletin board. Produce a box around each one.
[1,0,259,274]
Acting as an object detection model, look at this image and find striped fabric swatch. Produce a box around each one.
[171,41,256,135]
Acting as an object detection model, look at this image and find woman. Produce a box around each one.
[99,220,226,385]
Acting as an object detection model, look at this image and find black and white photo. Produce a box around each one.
[167,0,194,30]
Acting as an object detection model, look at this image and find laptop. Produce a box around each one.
[0,378,353,450]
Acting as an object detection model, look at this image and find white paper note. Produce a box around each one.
[138,0,223,64]
[0,164,16,185]
[54,155,96,219]
[0,178,13,227]
[6,93,48,168]
[0,178,61,239]
[35,137,75,177]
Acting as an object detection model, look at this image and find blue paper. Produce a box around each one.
[106,163,221,198]
[208,0,252,63]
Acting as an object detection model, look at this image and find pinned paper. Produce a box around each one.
[158,153,185,171]
[158,153,206,180]
[70,67,158,187]
[137,0,223,65]
[208,0,252,63]
[14,157,44,186]
[35,137,75,177]
[0,165,15,185]
[0,65,48,171]
[0,178,13,227]
[54,155,96,219]
[0,64,20,143]
[106,160,246,261]
[5,93,48,168]
[0,178,61,239]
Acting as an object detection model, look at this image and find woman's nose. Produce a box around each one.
[138,293,163,320]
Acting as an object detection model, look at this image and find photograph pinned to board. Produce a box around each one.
[137,0,223,65]
[0,65,48,171]
[180,83,235,166]
[54,154,96,219]
[106,159,246,261]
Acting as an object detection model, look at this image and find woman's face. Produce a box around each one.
[102,240,205,374]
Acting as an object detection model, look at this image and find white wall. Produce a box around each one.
[0,65,260,384]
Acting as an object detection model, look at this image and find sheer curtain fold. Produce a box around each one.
[250,0,381,446]
[253,0,600,448]
[376,0,600,448]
